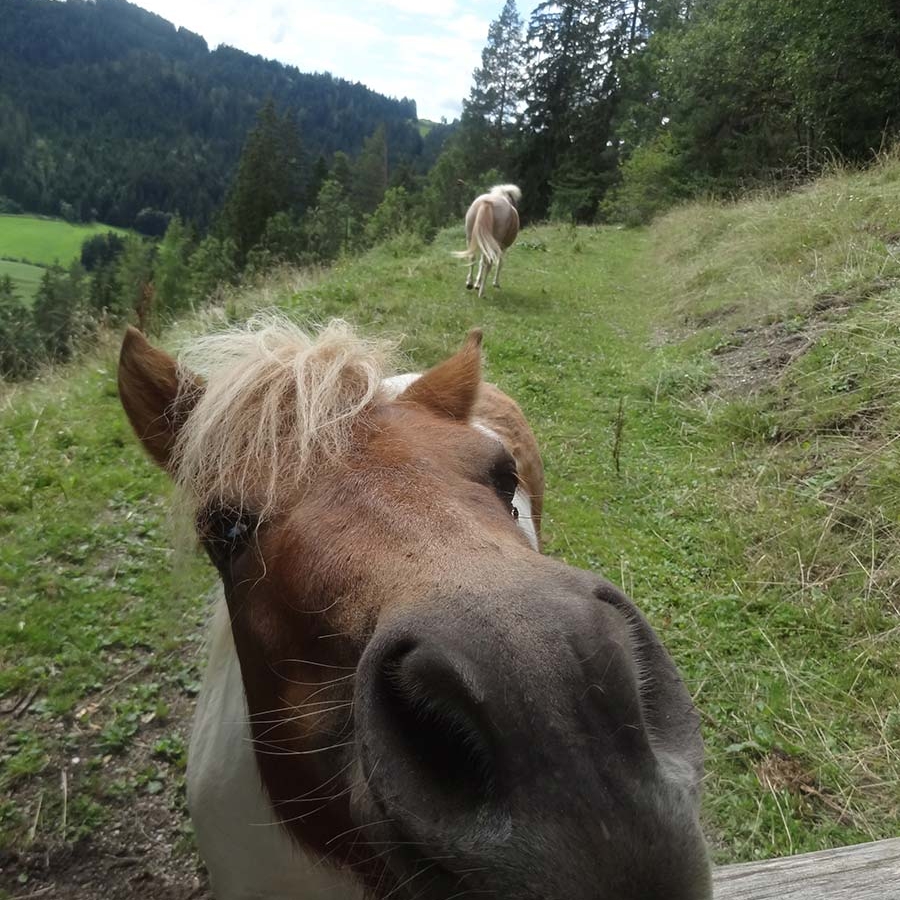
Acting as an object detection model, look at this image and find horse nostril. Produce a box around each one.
[375,642,498,805]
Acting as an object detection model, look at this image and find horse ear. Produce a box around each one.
[399,328,483,421]
[118,326,202,470]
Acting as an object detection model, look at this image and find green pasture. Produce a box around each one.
[0,215,127,269]
[2,157,900,873]
[0,259,45,303]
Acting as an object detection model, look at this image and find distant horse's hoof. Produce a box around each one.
[465,283,473,290]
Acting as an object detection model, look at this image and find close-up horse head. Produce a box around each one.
[117,316,712,900]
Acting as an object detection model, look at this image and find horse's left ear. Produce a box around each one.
[399,328,483,421]
[118,326,203,470]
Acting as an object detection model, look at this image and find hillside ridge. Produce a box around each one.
[0,0,443,228]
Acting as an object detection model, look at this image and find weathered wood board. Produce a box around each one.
[714,838,900,899]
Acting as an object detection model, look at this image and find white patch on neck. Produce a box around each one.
[187,599,366,900]
[385,375,538,549]
[511,487,538,551]
[472,422,539,551]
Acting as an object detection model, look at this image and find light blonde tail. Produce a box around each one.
[453,199,502,264]
[470,200,501,265]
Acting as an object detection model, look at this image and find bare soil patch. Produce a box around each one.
[709,278,895,396]
[1,676,212,900]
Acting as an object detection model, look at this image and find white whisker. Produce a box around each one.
[275,658,357,670]
[325,819,395,846]
[247,738,354,757]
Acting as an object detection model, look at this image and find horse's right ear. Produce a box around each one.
[399,328,483,421]
[118,327,202,471]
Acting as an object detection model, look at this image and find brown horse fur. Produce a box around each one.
[118,316,711,900]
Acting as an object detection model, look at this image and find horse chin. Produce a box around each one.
[347,794,479,900]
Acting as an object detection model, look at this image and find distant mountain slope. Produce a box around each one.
[0,0,426,227]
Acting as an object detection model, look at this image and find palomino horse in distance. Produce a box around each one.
[455,183,521,297]
[117,316,711,900]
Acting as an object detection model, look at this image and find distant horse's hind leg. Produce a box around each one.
[477,259,491,298]
[465,258,475,290]
[474,255,486,297]
[493,254,504,289]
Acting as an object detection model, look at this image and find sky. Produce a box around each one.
[130,0,541,122]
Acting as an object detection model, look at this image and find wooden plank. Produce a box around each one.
[714,838,900,899]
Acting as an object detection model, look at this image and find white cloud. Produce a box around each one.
[362,0,460,17]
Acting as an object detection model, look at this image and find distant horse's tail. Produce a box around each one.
[452,200,502,265]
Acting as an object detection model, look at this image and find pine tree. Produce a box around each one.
[521,0,656,219]
[352,125,388,216]
[463,0,526,170]
[363,187,416,247]
[305,179,353,261]
[116,236,155,329]
[0,275,39,379]
[32,263,89,361]
[420,143,470,232]
[188,236,237,304]
[330,152,354,196]
[308,154,329,209]
[154,216,193,314]
[223,100,309,266]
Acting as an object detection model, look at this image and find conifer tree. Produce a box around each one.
[463,0,526,168]
[330,152,354,196]
[32,262,89,361]
[223,100,308,266]
[308,154,329,210]
[352,125,389,216]
[306,178,353,261]
[521,0,655,218]
[154,216,193,314]
[116,236,155,326]
[0,275,38,379]
[188,236,237,304]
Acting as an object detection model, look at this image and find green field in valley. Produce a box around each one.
[0,214,127,269]
[2,157,900,888]
[0,214,129,305]
[0,259,46,304]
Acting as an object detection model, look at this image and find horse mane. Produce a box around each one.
[171,315,396,518]
[489,184,522,205]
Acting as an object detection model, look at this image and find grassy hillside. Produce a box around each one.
[2,159,900,893]
[0,259,44,303]
[0,214,127,270]
[0,215,128,304]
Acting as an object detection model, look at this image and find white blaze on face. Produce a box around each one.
[382,372,422,397]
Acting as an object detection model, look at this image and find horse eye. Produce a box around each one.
[197,504,259,564]
[488,456,518,511]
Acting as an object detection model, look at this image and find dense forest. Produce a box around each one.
[4,0,899,231]
[442,0,900,222]
[0,0,448,229]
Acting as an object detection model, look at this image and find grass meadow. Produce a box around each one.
[2,157,900,891]
[0,215,127,267]
[0,215,129,303]
[0,260,45,304]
